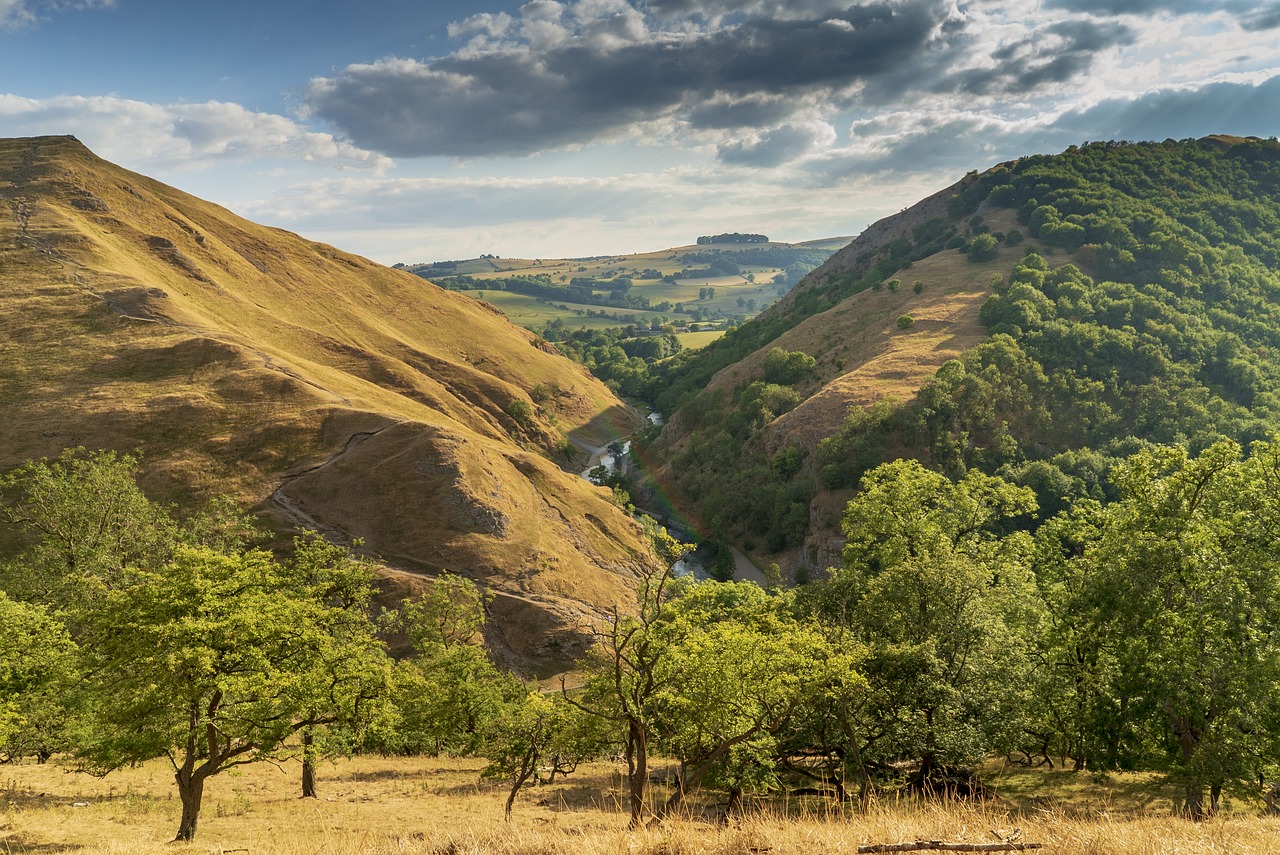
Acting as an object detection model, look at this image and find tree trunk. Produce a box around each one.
[301,727,318,798]
[174,769,207,842]
[505,765,533,821]
[1183,783,1206,821]
[726,786,743,817]
[627,719,648,829]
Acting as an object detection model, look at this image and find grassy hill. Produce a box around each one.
[0,135,656,670]
[649,136,1280,576]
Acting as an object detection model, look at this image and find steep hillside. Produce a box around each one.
[649,136,1280,577]
[0,135,654,669]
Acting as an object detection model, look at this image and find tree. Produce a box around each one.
[818,460,1039,789]
[967,233,1000,262]
[287,535,395,798]
[1042,441,1280,818]
[0,448,179,607]
[72,545,391,840]
[566,522,688,828]
[481,691,601,820]
[399,572,490,651]
[1,450,391,841]
[0,592,77,762]
[377,572,509,758]
[762,347,816,385]
[649,581,846,817]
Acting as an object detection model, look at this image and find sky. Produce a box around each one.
[3,1,1280,264]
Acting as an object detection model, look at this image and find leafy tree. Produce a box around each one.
[287,535,394,798]
[0,451,391,841]
[504,398,535,431]
[0,592,77,763]
[1039,440,1280,818]
[0,448,179,607]
[761,347,817,385]
[649,581,846,817]
[399,572,490,651]
[481,691,602,820]
[818,461,1039,786]
[72,545,391,840]
[565,523,689,828]
[967,233,999,262]
[378,573,509,757]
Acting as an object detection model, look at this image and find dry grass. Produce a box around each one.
[4,755,1280,854]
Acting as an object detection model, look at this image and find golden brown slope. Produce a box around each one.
[0,135,652,669]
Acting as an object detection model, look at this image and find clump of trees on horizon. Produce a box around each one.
[697,233,769,244]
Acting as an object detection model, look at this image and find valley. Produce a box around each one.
[9,134,1280,850]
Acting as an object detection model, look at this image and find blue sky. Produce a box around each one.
[4,1,1280,263]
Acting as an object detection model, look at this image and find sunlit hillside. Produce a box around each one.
[0,135,656,668]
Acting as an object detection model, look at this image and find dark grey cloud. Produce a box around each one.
[1043,74,1280,143]
[303,0,965,158]
[955,20,1136,95]
[1241,3,1280,29]
[718,122,833,167]
[688,94,800,131]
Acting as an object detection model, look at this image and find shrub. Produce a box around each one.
[504,399,535,430]
[967,234,1000,262]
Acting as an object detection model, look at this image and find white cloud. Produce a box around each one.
[0,94,392,172]
[0,0,112,30]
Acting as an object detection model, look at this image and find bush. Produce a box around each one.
[897,314,915,329]
[504,399,535,430]
[762,347,817,385]
[968,234,1000,262]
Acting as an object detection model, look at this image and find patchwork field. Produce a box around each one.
[405,238,846,346]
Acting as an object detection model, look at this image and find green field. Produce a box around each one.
[469,291,648,329]
[676,330,726,350]
[409,239,844,335]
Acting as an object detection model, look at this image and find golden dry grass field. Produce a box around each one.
[5,755,1280,854]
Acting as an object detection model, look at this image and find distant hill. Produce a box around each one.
[649,136,1280,578]
[399,241,843,340]
[0,135,656,670]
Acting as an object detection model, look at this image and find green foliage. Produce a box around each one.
[896,314,915,329]
[812,460,1038,777]
[0,448,180,605]
[1031,439,1280,816]
[375,572,511,758]
[761,347,817,385]
[0,592,77,762]
[399,572,490,652]
[0,450,391,841]
[482,691,603,819]
[504,398,535,431]
[967,233,1000,261]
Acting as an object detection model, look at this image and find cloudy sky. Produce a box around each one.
[3,0,1280,263]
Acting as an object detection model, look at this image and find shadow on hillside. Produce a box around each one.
[575,403,645,447]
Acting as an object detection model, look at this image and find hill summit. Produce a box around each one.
[0,135,656,668]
